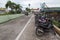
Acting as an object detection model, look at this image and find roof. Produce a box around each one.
[31,8,39,10]
[41,7,60,12]
[0,8,6,11]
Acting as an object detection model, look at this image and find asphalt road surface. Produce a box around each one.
[0,14,31,40]
[19,15,60,40]
[0,14,60,40]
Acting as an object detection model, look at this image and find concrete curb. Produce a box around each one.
[53,25,60,39]
[56,33,60,39]
[53,25,60,35]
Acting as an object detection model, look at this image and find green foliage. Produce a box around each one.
[14,4,22,14]
[9,10,15,14]
[5,1,11,8]
[5,1,16,9]
[26,8,31,12]
[16,9,22,14]
[53,20,60,28]
[5,1,22,14]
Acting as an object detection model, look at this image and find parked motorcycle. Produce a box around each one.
[35,16,56,36]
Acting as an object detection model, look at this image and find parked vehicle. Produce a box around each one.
[35,15,56,36]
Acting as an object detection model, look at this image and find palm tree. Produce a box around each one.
[28,4,30,8]
[5,1,16,10]
[14,4,22,13]
[26,7,31,12]
[15,4,21,10]
[5,1,16,14]
[5,1,11,8]
[5,1,22,14]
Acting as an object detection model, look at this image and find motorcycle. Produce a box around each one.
[35,17,56,36]
[25,11,29,16]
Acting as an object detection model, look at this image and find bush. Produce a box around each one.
[9,10,15,14]
[16,10,21,14]
[53,20,60,28]
[26,8,31,12]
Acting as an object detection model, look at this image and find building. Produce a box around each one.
[41,7,60,21]
[31,8,39,11]
[41,7,60,12]
[0,8,6,14]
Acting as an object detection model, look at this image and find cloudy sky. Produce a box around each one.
[0,0,60,9]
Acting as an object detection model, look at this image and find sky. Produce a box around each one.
[0,0,60,9]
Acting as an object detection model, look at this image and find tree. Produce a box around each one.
[28,4,30,8]
[26,7,31,12]
[14,4,22,13]
[5,1,16,14]
[5,1,22,14]
[41,2,46,9]
[5,1,16,10]
[5,1,11,8]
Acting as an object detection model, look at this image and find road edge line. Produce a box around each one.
[15,15,34,40]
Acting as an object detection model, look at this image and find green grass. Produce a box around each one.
[0,12,21,16]
[53,20,60,28]
[0,14,23,23]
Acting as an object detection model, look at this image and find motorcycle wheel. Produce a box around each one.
[35,27,44,36]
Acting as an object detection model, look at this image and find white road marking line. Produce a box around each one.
[15,15,34,40]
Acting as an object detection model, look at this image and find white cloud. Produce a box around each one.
[19,0,44,9]
[0,0,60,9]
[44,0,60,7]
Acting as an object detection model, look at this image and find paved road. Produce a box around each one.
[19,15,60,40]
[0,14,31,40]
[0,14,60,40]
